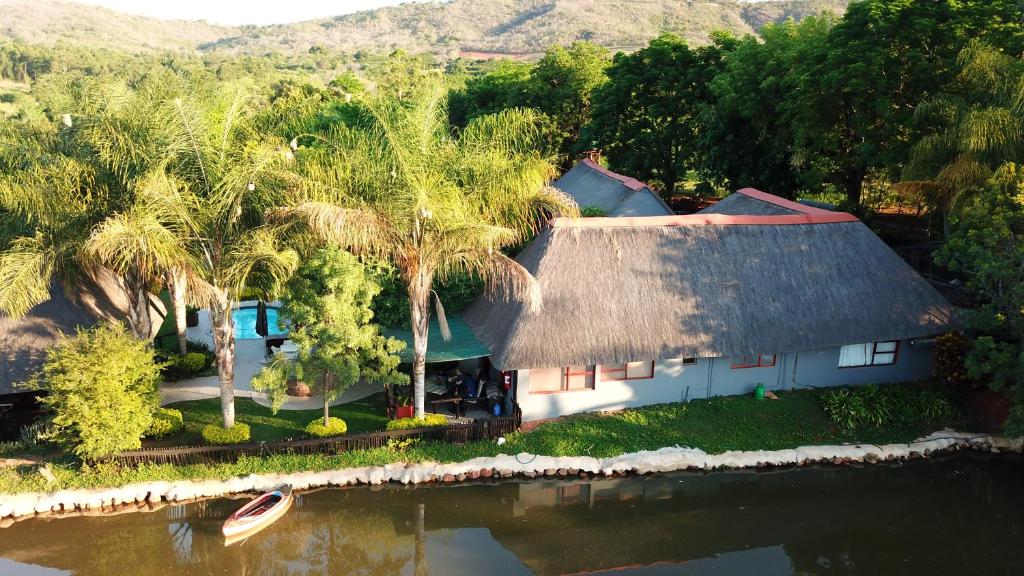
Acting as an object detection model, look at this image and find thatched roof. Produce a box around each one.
[699,188,829,216]
[554,159,674,217]
[0,269,153,395]
[464,192,956,370]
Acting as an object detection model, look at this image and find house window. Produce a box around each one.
[731,354,776,369]
[838,341,899,368]
[682,357,696,365]
[601,361,655,381]
[528,366,595,393]
[564,365,596,390]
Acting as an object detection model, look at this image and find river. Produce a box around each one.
[1,454,1022,575]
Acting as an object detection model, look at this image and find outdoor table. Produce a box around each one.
[429,396,462,418]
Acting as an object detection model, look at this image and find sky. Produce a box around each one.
[74,0,417,26]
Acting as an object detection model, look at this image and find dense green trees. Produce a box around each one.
[699,18,831,198]
[937,166,1024,435]
[586,33,732,197]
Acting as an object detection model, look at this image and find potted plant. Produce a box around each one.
[286,376,313,397]
[394,387,414,419]
[185,305,200,328]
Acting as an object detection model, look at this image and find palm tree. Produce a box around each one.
[0,79,181,340]
[275,84,577,418]
[161,86,299,428]
[899,41,1024,232]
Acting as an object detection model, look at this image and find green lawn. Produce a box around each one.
[0,387,965,494]
[160,395,390,444]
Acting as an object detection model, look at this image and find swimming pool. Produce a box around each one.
[232,306,288,340]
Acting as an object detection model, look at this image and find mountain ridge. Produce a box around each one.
[0,0,848,58]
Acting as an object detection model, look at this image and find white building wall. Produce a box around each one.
[514,340,937,422]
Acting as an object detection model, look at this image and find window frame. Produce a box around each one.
[529,366,596,394]
[730,354,777,369]
[838,341,900,368]
[600,361,656,381]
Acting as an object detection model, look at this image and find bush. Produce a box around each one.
[25,325,161,460]
[821,384,955,431]
[385,413,450,431]
[156,340,214,381]
[145,408,184,439]
[304,417,348,438]
[201,423,251,445]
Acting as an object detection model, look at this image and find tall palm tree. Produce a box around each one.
[899,41,1024,232]
[0,78,181,340]
[276,84,577,418]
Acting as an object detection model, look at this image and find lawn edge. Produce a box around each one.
[2,429,1020,524]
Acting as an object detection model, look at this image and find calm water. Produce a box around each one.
[1,455,1022,575]
[233,307,287,340]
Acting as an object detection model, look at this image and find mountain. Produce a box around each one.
[0,0,848,58]
[0,0,234,53]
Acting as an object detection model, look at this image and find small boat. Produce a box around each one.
[222,485,293,542]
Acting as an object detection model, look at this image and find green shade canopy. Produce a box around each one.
[382,314,491,363]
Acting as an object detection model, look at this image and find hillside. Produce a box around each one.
[0,0,848,58]
[0,0,234,53]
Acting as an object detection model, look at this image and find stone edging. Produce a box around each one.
[1,430,1020,523]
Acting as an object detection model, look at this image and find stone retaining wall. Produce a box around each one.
[2,430,1020,524]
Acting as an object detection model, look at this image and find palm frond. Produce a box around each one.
[220,227,299,297]
[269,202,397,256]
[0,235,56,318]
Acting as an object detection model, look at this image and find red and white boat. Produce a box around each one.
[222,485,293,542]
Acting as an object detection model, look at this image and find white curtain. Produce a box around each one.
[838,343,871,367]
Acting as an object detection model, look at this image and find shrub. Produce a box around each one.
[25,325,161,460]
[821,384,956,431]
[385,413,450,431]
[201,423,251,445]
[304,417,348,438]
[19,418,57,449]
[145,408,184,439]
[156,340,214,381]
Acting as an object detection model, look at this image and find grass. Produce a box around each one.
[0,388,963,495]
[158,395,390,445]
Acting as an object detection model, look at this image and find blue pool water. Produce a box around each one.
[232,307,288,340]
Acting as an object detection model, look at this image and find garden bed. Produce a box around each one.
[0,386,972,495]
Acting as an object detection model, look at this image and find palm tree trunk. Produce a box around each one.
[167,268,188,356]
[209,288,236,428]
[408,277,431,420]
[124,267,153,340]
[323,373,331,426]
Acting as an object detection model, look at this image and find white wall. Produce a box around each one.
[516,358,711,421]
[514,340,938,421]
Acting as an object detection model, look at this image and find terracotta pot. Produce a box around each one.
[287,379,313,397]
[395,405,414,419]
[185,310,200,328]
[963,388,1011,431]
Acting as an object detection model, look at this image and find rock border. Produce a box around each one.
[1,430,1020,524]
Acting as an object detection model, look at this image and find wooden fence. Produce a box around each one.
[111,414,520,467]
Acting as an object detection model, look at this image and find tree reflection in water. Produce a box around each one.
[1,455,1023,576]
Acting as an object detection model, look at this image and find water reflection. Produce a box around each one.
[1,455,1022,575]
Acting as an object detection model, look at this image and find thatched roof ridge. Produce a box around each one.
[700,188,831,217]
[464,191,956,370]
[553,159,674,217]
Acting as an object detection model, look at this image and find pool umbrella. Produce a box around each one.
[255,300,269,338]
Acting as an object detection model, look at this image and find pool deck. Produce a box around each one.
[161,302,379,410]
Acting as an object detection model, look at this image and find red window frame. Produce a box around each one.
[601,361,655,381]
[839,341,900,369]
[529,366,596,394]
[731,354,777,369]
[563,366,596,391]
